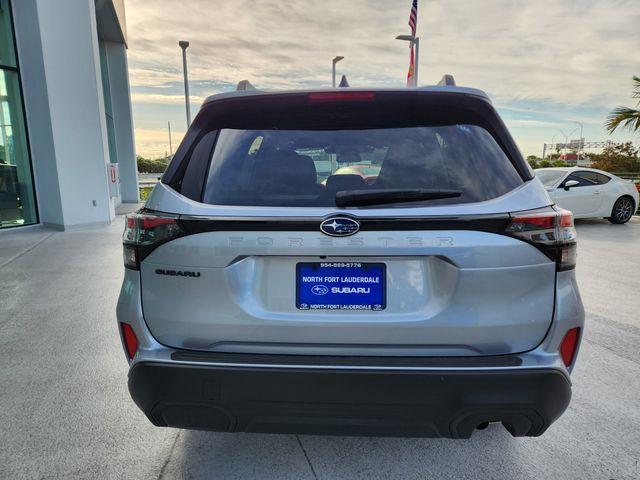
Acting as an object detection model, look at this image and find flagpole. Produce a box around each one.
[396,35,419,87]
[414,37,419,87]
[398,0,419,88]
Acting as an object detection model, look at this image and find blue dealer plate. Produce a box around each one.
[296,262,386,311]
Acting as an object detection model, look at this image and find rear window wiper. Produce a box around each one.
[335,188,462,207]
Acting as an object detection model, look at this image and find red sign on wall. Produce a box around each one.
[107,163,119,197]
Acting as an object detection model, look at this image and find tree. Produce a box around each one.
[136,155,170,174]
[526,155,541,169]
[606,76,640,134]
[590,142,640,173]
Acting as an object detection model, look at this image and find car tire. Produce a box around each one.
[608,196,636,224]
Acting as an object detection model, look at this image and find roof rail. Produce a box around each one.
[437,74,456,87]
[236,80,256,91]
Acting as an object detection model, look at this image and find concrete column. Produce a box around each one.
[105,41,139,203]
[32,0,114,228]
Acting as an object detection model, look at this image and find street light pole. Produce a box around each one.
[179,41,191,127]
[332,56,344,88]
[572,121,584,163]
[558,128,578,158]
[572,122,583,142]
[548,134,559,157]
[395,35,420,87]
[168,121,173,157]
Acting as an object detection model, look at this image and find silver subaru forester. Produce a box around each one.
[117,82,584,438]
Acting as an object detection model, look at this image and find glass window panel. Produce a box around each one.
[202,126,523,208]
[0,0,17,68]
[535,169,566,186]
[563,174,594,188]
[0,69,37,227]
[99,41,118,164]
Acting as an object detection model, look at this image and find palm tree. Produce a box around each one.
[606,76,640,134]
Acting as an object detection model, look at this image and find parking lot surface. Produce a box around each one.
[0,217,638,480]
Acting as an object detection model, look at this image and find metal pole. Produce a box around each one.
[577,124,583,163]
[559,127,577,158]
[332,56,344,88]
[558,129,568,156]
[179,41,191,127]
[572,121,583,162]
[168,121,173,157]
[414,37,419,87]
[542,143,546,159]
[332,62,336,88]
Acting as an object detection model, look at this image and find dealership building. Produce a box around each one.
[0,0,138,231]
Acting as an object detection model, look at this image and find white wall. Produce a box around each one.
[105,41,139,203]
[33,0,114,228]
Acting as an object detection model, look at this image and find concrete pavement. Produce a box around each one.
[0,217,639,480]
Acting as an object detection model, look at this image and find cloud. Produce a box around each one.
[131,92,203,105]
[125,0,639,157]
[134,128,186,159]
[503,119,565,129]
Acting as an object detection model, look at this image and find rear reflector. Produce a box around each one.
[560,328,580,367]
[120,322,139,360]
[308,91,375,103]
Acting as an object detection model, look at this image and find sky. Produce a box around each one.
[125,0,640,159]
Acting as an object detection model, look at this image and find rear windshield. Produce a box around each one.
[201,125,523,208]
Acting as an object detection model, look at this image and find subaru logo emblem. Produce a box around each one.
[311,285,329,295]
[320,216,360,237]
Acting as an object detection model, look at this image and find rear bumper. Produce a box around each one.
[128,358,571,438]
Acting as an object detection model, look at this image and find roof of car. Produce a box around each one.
[535,167,612,176]
[535,167,575,172]
[202,85,491,106]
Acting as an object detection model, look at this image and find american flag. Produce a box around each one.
[406,0,418,86]
[408,0,418,36]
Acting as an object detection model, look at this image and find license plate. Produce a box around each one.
[296,262,386,311]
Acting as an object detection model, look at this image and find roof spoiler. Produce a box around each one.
[236,80,256,91]
[437,74,456,87]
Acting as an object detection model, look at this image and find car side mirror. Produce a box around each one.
[563,179,579,191]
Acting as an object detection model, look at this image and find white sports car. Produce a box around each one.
[535,167,639,224]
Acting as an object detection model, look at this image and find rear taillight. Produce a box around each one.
[560,327,580,366]
[120,322,139,360]
[505,207,577,271]
[122,211,183,269]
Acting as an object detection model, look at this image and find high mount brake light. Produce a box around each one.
[122,211,184,270]
[505,207,577,271]
[308,91,375,103]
